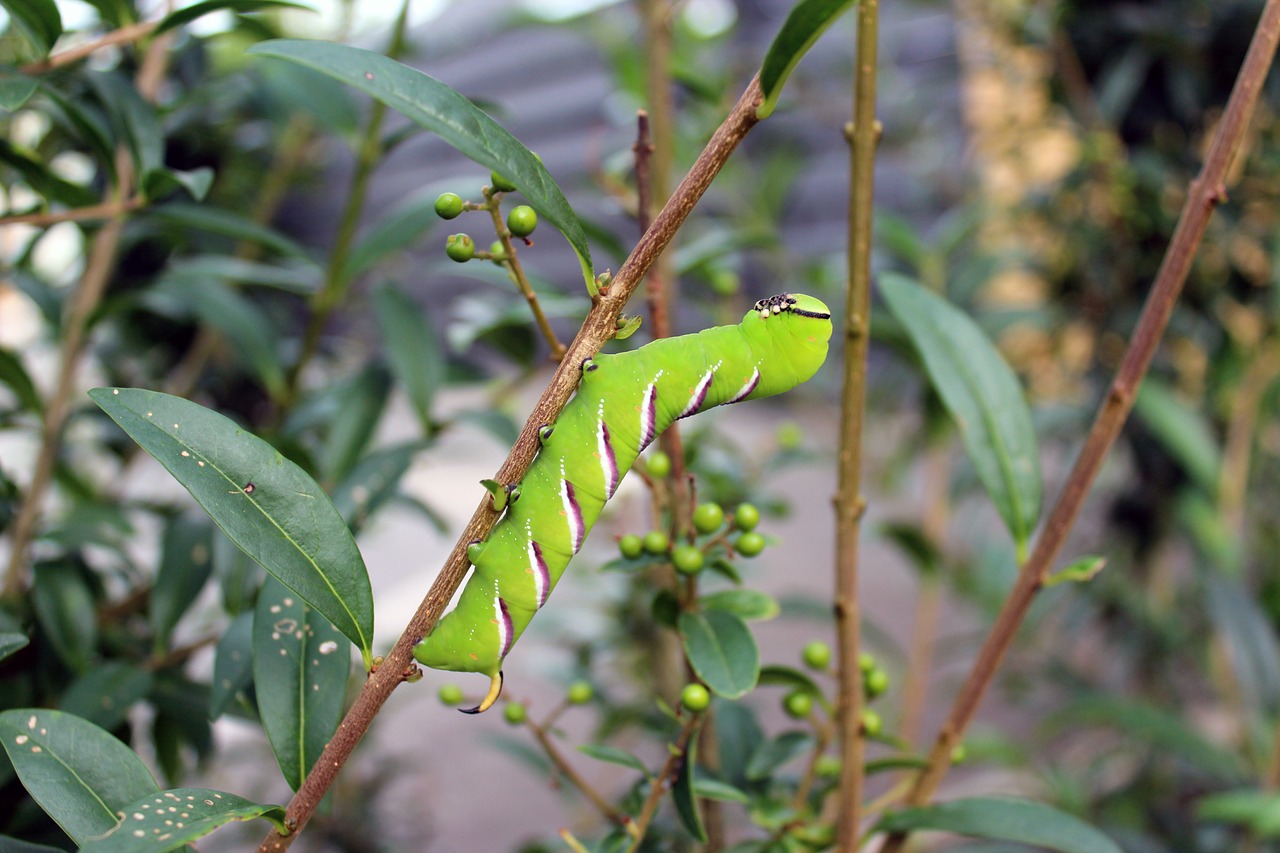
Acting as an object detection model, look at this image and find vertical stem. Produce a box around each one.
[835,0,880,847]
[877,2,1280,848]
[2,32,172,598]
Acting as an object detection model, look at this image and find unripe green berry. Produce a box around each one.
[950,743,967,764]
[802,641,832,671]
[503,701,527,725]
[646,451,672,478]
[445,233,475,263]
[618,534,644,559]
[858,652,876,673]
[864,667,889,699]
[490,170,517,192]
[434,192,464,220]
[734,503,761,531]
[437,683,464,706]
[672,544,705,575]
[861,708,882,736]
[692,502,725,534]
[735,531,765,557]
[681,683,710,712]
[507,205,538,237]
[566,680,593,705]
[642,530,670,555]
[776,421,803,450]
[815,755,841,778]
[782,691,812,719]
[709,268,739,296]
[488,240,508,262]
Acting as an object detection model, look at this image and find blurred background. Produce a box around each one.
[2,0,1280,850]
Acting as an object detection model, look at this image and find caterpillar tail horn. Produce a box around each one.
[459,671,503,715]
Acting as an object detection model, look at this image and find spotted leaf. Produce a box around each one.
[78,788,287,852]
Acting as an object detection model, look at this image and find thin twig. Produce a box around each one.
[877,3,1280,849]
[0,197,144,227]
[19,21,158,74]
[485,201,567,360]
[255,75,766,853]
[834,0,880,847]
[525,716,629,826]
[624,713,701,853]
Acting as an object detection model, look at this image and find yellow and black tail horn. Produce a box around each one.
[459,671,503,715]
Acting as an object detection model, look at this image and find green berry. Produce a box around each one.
[709,268,739,296]
[735,531,765,557]
[445,233,475,263]
[504,701,527,725]
[802,641,832,671]
[672,544,705,575]
[950,743,967,764]
[618,534,644,559]
[646,451,672,478]
[490,171,517,192]
[782,691,812,719]
[507,205,538,237]
[434,192,464,220]
[437,683,464,706]
[566,680,593,705]
[776,421,804,450]
[864,667,889,699]
[815,755,841,778]
[858,652,876,673]
[681,683,710,712]
[861,708,882,736]
[692,502,725,534]
[734,503,761,531]
[488,240,508,262]
[642,530,670,555]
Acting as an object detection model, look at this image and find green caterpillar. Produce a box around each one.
[414,293,832,712]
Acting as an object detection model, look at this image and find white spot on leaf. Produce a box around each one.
[318,640,338,655]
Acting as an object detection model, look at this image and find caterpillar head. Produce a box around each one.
[742,293,832,397]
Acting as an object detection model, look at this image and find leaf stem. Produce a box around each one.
[254,74,766,853]
[876,2,1280,848]
[484,199,566,360]
[834,0,879,847]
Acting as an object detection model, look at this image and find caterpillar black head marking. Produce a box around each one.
[753,293,831,320]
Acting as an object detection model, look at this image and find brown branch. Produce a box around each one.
[19,21,158,74]
[877,2,1280,848]
[834,0,880,848]
[255,75,766,853]
[0,197,144,227]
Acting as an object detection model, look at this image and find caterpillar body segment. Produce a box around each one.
[413,293,832,712]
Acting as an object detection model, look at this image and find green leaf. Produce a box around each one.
[32,560,97,673]
[1206,574,1280,715]
[331,441,422,532]
[1197,789,1280,837]
[679,610,759,699]
[2,0,63,56]
[576,744,650,777]
[89,387,375,668]
[150,517,215,651]
[746,731,813,781]
[0,709,159,845]
[79,788,287,852]
[253,577,350,791]
[865,755,930,775]
[60,664,154,731]
[714,699,764,788]
[344,193,441,282]
[757,0,856,118]
[374,283,444,433]
[757,665,827,704]
[154,0,313,35]
[0,347,43,416]
[143,166,215,202]
[699,589,779,621]
[166,255,319,294]
[672,725,706,843]
[0,138,97,208]
[692,772,751,804]
[1134,378,1221,497]
[212,529,262,616]
[1044,555,1106,587]
[209,611,254,720]
[879,520,943,577]
[147,204,312,259]
[873,797,1123,853]
[0,67,38,111]
[246,40,595,292]
[0,632,28,663]
[878,273,1042,552]
[89,72,164,190]
[320,363,392,486]
[0,835,67,852]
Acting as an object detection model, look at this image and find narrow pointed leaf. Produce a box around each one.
[246,40,595,291]
[32,560,97,673]
[1198,789,1280,837]
[209,611,254,720]
[874,797,1122,853]
[0,709,159,845]
[0,68,38,111]
[332,441,422,532]
[698,589,779,621]
[0,836,66,852]
[154,0,313,35]
[879,273,1042,551]
[746,731,813,780]
[253,577,350,791]
[757,0,856,118]
[1044,555,1106,587]
[672,726,706,843]
[576,744,650,777]
[0,632,28,663]
[319,363,391,486]
[678,610,759,699]
[60,664,154,731]
[1134,378,1221,497]
[0,347,43,415]
[150,517,215,651]
[89,387,374,668]
[3,0,62,56]
[79,788,287,852]
[374,283,444,433]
